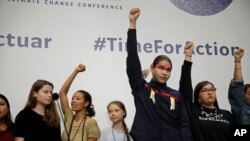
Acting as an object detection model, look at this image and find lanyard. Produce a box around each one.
[112,127,126,141]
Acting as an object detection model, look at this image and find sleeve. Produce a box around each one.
[99,128,107,141]
[14,111,26,138]
[179,60,193,102]
[178,95,193,141]
[228,79,244,124]
[126,29,144,92]
[86,119,101,139]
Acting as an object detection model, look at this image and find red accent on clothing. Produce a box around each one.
[144,84,178,101]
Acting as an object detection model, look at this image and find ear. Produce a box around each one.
[33,91,37,98]
[198,99,201,104]
[84,101,89,108]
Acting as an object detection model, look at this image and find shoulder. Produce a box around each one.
[16,108,31,118]
[101,126,112,133]
[166,86,181,96]
[219,109,233,117]
[86,117,99,125]
[64,108,74,121]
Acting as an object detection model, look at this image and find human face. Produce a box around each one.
[108,104,125,125]
[198,83,217,108]
[0,98,9,120]
[244,87,250,105]
[151,60,172,84]
[71,92,87,113]
[34,84,53,106]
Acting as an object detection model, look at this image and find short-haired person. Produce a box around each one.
[60,64,101,141]
[0,94,14,141]
[126,7,192,141]
[179,43,234,141]
[100,101,131,141]
[14,80,61,141]
[228,48,250,124]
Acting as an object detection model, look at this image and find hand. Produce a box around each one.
[233,48,244,61]
[129,8,140,23]
[75,64,86,72]
[184,41,194,56]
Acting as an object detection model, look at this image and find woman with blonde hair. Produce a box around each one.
[100,100,131,141]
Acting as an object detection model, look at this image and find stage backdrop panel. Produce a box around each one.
[1,0,250,130]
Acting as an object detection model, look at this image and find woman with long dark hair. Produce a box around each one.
[14,80,61,141]
[60,64,100,141]
[0,94,14,141]
[179,43,234,141]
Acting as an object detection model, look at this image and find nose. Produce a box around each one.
[48,93,52,97]
[207,91,213,95]
[110,111,115,116]
[162,70,167,75]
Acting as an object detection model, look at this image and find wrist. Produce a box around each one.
[129,21,136,29]
[235,66,241,70]
[234,59,241,62]
[185,54,192,57]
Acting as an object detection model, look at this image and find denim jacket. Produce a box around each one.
[228,80,250,124]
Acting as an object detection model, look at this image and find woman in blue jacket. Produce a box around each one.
[228,48,250,124]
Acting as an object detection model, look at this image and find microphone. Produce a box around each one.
[52,93,59,100]
[52,93,69,137]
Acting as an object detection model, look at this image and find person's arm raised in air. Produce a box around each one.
[126,8,144,91]
[179,41,194,102]
[228,48,244,124]
[59,64,86,115]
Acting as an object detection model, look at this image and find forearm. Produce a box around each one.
[129,20,136,29]
[59,69,78,114]
[185,54,192,62]
[60,70,78,94]
[233,60,243,81]
[179,61,193,101]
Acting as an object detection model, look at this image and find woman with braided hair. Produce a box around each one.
[100,100,132,141]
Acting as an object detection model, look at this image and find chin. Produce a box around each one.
[158,80,166,84]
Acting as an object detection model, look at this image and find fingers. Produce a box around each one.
[78,64,86,71]
[185,41,194,49]
[234,48,244,56]
[130,8,140,15]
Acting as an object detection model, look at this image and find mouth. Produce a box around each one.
[71,104,77,108]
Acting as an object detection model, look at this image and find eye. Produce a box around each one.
[200,89,208,93]
[157,66,165,70]
[166,68,172,72]
[211,88,217,92]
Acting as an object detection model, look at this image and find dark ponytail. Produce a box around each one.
[77,90,95,117]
